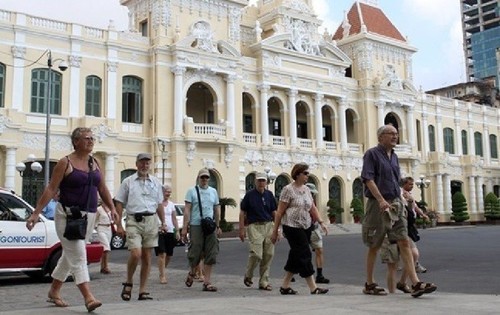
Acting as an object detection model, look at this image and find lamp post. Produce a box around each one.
[157,139,168,185]
[416,174,431,207]
[44,50,68,187]
[263,166,277,189]
[16,154,43,206]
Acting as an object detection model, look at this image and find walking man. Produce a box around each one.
[181,168,221,292]
[239,172,277,291]
[115,153,166,301]
[361,125,436,298]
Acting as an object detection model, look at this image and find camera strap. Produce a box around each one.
[195,186,213,220]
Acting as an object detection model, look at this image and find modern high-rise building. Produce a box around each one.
[461,0,500,86]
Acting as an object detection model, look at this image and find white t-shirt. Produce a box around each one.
[160,200,176,233]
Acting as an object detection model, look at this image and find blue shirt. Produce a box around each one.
[241,189,277,224]
[185,185,219,226]
[361,144,401,200]
[42,199,57,220]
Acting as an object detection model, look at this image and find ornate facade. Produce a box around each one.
[0,0,498,222]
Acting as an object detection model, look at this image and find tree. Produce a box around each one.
[219,197,237,232]
[451,191,470,222]
[350,197,364,223]
[484,192,500,220]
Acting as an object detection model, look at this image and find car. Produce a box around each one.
[0,188,103,279]
[110,203,185,250]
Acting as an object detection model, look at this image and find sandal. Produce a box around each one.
[138,292,153,300]
[279,287,297,295]
[244,276,253,287]
[411,282,437,298]
[100,268,111,274]
[258,284,272,291]
[121,282,133,301]
[362,282,387,296]
[85,299,102,312]
[47,296,68,307]
[311,287,329,294]
[185,272,195,287]
[202,283,218,292]
[396,282,411,294]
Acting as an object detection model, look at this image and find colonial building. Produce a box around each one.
[0,0,498,223]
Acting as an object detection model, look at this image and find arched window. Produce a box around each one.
[489,134,498,159]
[461,130,468,155]
[122,76,143,123]
[474,132,483,157]
[0,63,5,108]
[31,68,62,114]
[274,175,290,202]
[443,127,455,154]
[245,173,256,192]
[428,125,436,152]
[85,75,102,116]
[328,177,342,222]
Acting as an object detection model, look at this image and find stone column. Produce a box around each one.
[172,66,186,136]
[11,46,26,111]
[68,55,81,117]
[287,89,298,147]
[422,109,429,159]
[258,84,270,145]
[443,173,452,214]
[405,105,415,147]
[225,74,236,139]
[338,97,348,151]
[106,61,118,119]
[436,109,444,153]
[314,93,324,150]
[468,176,477,214]
[482,125,490,165]
[436,174,444,215]
[375,100,385,127]
[476,176,484,213]
[105,153,117,196]
[5,147,17,192]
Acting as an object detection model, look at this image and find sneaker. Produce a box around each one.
[316,276,330,284]
[415,262,427,273]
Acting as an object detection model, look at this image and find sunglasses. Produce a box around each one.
[82,136,96,142]
[302,171,310,176]
[200,175,210,179]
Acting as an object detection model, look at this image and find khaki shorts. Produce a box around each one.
[362,198,408,249]
[310,225,323,250]
[126,214,159,250]
[380,238,399,264]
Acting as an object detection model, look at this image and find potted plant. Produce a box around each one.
[451,191,470,223]
[219,197,237,232]
[327,199,344,224]
[350,197,364,223]
[484,192,500,221]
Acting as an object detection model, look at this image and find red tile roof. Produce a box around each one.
[333,2,406,42]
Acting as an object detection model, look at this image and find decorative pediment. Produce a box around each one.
[175,20,240,58]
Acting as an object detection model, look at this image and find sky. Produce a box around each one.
[1,0,465,91]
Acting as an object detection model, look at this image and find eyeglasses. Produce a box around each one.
[302,171,310,176]
[383,132,399,136]
[200,176,210,179]
[81,136,95,142]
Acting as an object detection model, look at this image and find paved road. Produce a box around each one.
[0,225,499,313]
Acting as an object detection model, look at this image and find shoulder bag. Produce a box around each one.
[196,186,216,236]
[63,157,93,240]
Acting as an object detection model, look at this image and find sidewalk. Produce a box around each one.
[3,224,496,315]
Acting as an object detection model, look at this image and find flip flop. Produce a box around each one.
[85,299,102,312]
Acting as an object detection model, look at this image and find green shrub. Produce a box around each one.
[350,197,364,219]
[327,199,344,219]
[484,192,500,220]
[451,191,470,222]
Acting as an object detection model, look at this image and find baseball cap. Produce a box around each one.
[306,183,319,195]
[198,168,210,178]
[136,153,152,161]
[255,172,268,180]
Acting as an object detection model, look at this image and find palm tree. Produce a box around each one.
[219,197,238,232]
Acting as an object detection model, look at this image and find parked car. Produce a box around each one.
[110,203,185,250]
[0,188,103,279]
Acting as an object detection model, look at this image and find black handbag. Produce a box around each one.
[63,157,93,240]
[196,186,217,236]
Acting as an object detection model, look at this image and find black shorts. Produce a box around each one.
[154,232,176,256]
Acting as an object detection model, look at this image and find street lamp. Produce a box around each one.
[415,174,431,207]
[16,154,43,206]
[263,166,277,189]
[44,50,68,187]
[157,139,168,185]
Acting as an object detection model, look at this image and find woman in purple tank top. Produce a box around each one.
[25,127,117,313]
